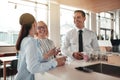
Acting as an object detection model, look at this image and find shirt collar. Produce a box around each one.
[75,26,85,32]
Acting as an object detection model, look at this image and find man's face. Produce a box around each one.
[74,12,86,29]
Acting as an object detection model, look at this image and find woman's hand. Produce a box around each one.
[48,47,60,56]
[56,56,67,67]
[44,47,60,59]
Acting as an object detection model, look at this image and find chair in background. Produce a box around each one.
[0,60,3,79]
[8,59,18,80]
[0,54,4,79]
[0,55,17,80]
[111,39,120,52]
[0,60,12,80]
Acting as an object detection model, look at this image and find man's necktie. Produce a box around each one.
[79,30,83,52]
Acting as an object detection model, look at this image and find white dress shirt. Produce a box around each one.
[61,28,100,58]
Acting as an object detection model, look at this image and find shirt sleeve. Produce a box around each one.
[25,38,57,74]
[61,34,74,58]
[91,33,100,51]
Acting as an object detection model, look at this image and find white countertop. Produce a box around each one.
[35,60,120,80]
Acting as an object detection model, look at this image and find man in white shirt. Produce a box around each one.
[62,10,100,60]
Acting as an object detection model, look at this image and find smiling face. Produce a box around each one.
[74,11,86,29]
[37,21,48,38]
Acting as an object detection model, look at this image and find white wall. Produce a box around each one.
[90,13,97,33]
[49,0,61,47]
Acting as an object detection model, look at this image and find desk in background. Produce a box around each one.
[0,56,17,80]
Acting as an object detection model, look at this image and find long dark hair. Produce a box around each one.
[16,24,32,51]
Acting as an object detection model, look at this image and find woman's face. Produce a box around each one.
[37,22,48,37]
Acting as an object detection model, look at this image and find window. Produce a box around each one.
[60,5,75,36]
[60,5,75,45]
[96,12,114,40]
[115,9,120,39]
[0,0,48,46]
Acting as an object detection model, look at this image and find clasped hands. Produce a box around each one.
[44,47,67,67]
[73,52,83,60]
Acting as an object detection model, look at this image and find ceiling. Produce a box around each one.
[23,0,120,13]
[58,0,120,13]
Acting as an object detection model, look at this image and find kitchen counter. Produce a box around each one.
[35,60,120,80]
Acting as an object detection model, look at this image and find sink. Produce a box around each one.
[75,63,120,78]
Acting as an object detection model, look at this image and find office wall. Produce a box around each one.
[90,13,97,33]
[49,0,61,47]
